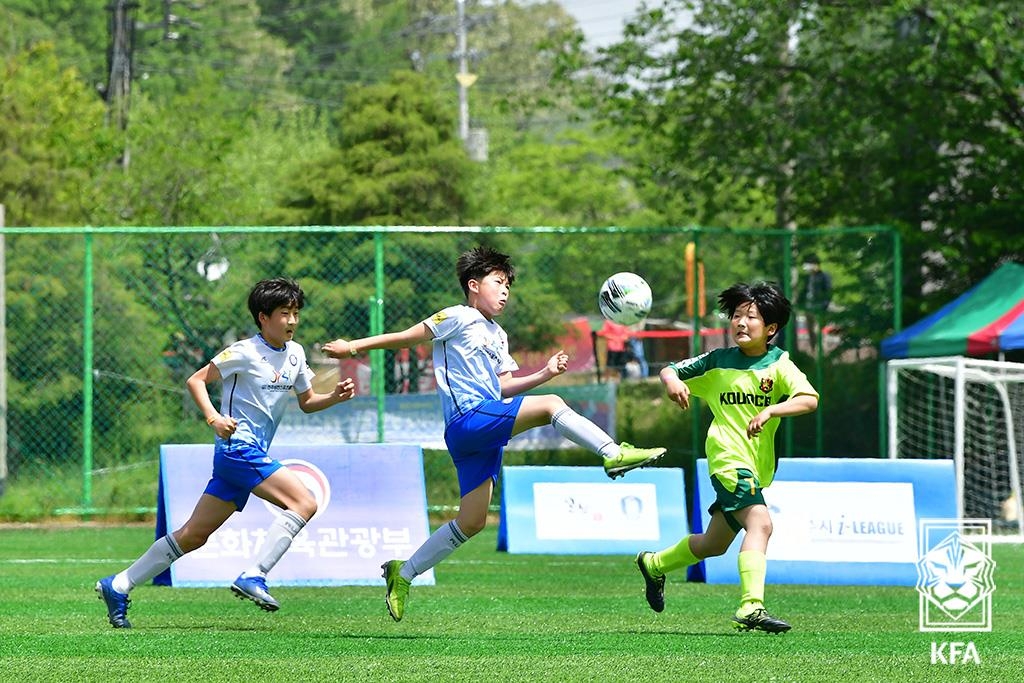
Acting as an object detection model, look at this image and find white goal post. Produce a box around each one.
[887,356,1024,540]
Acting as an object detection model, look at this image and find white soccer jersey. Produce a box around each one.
[423,304,519,425]
[210,334,314,452]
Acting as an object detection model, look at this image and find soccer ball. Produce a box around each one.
[598,272,652,325]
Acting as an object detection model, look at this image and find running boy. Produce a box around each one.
[637,281,818,633]
[322,245,665,621]
[96,277,356,628]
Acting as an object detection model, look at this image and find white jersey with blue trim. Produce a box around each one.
[424,304,519,425]
[210,334,314,452]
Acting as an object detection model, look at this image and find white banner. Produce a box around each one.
[767,481,918,563]
[532,482,661,541]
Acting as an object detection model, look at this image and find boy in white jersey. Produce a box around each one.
[322,245,665,621]
[638,281,818,633]
[95,278,356,628]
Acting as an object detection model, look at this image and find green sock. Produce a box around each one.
[736,550,767,616]
[650,535,700,575]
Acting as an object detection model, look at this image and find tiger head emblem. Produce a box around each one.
[759,377,774,394]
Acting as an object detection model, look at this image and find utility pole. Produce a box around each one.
[106,0,138,168]
[105,0,200,167]
[404,2,487,159]
[454,0,476,143]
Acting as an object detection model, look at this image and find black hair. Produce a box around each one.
[456,245,516,297]
[718,281,791,340]
[247,277,304,327]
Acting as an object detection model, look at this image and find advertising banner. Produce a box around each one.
[497,465,688,554]
[155,443,433,587]
[694,458,956,585]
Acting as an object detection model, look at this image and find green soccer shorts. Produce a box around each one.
[708,467,767,533]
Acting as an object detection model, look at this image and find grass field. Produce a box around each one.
[1,524,1021,682]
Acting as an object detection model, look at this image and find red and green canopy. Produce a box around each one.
[881,262,1024,359]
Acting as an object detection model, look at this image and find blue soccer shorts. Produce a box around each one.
[444,396,524,497]
[203,441,282,511]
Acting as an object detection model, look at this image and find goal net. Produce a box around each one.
[887,356,1024,540]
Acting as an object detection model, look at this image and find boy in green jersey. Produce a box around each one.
[639,281,818,633]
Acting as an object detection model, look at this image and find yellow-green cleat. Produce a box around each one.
[604,444,666,479]
[382,559,411,622]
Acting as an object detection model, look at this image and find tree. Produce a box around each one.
[0,43,115,226]
[279,69,472,227]
[568,0,1024,332]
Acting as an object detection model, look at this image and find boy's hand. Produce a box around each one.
[334,377,357,403]
[661,372,690,410]
[547,350,569,376]
[747,409,772,438]
[210,415,238,438]
[321,339,352,358]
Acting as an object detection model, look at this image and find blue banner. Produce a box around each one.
[694,458,956,586]
[497,465,688,554]
[155,443,433,587]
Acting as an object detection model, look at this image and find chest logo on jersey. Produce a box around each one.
[719,391,773,407]
[760,377,774,394]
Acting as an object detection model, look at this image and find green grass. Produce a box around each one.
[1,524,1021,682]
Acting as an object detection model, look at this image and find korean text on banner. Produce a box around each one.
[154,443,433,587]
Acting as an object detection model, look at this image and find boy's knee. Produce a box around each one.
[705,542,730,558]
[458,516,487,537]
[294,497,317,522]
[174,527,209,553]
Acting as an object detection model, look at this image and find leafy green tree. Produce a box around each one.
[0,1,109,86]
[279,69,472,227]
[570,0,1024,333]
[0,43,115,226]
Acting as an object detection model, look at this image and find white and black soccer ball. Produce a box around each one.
[598,272,652,325]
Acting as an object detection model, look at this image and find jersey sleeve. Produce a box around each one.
[210,342,247,379]
[667,350,717,397]
[293,346,315,394]
[777,357,818,400]
[423,306,464,342]
[497,326,519,375]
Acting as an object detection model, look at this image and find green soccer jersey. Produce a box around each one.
[667,345,818,488]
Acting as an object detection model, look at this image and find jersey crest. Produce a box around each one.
[759,377,774,393]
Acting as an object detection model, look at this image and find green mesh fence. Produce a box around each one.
[0,226,898,518]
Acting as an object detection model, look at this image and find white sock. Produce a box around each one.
[401,520,469,581]
[113,534,184,594]
[243,510,306,577]
[551,407,619,458]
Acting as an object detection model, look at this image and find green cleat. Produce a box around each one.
[636,551,665,613]
[604,444,666,479]
[732,607,792,634]
[382,560,411,622]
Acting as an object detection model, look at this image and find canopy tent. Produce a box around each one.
[881,262,1024,359]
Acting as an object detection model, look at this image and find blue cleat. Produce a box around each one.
[231,574,280,612]
[95,575,132,628]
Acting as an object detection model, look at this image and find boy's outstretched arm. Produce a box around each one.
[499,350,568,397]
[296,377,357,413]
[322,323,433,358]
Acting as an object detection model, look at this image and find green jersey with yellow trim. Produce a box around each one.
[667,345,817,487]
